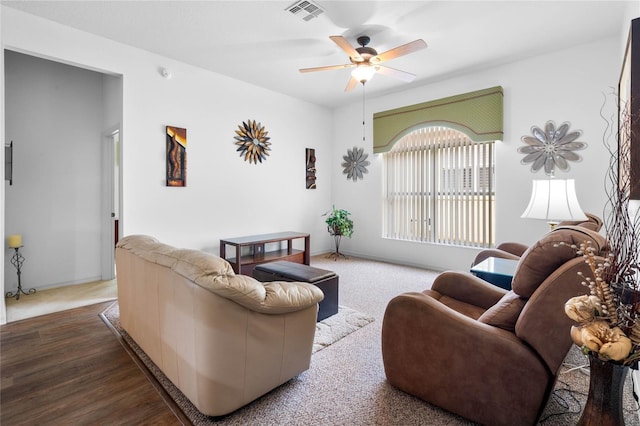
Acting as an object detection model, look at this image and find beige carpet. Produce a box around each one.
[5,279,117,322]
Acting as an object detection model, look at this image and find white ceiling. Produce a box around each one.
[1,0,633,108]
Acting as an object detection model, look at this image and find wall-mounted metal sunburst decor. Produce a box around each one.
[518,121,587,176]
[342,146,370,181]
[234,119,271,164]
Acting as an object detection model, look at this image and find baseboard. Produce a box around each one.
[312,250,445,273]
[20,276,106,292]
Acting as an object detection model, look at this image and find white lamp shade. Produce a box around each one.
[521,179,587,222]
[351,64,376,83]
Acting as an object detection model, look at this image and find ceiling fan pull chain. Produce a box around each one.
[362,83,366,142]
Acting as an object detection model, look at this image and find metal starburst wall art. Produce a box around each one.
[518,121,587,176]
[233,119,271,164]
[342,146,370,181]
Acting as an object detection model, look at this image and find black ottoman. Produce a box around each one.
[253,261,339,321]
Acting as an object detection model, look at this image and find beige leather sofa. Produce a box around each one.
[115,235,324,416]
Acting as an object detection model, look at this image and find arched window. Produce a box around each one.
[382,126,495,247]
[375,86,502,247]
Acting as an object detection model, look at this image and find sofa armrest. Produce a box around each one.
[496,242,529,257]
[383,291,539,364]
[198,274,325,314]
[431,271,507,310]
[471,248,521,267]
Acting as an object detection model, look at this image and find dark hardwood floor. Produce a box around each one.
[1,301,185,425]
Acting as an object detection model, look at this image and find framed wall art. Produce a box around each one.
[166,126,187,187]
[5,141,13,185]
[306,148,316,189]
[619,17,639,199]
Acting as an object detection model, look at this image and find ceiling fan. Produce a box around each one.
[299,35,427,91]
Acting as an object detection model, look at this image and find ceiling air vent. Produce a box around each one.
[285,0,325,21]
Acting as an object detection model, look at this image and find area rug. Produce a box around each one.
[312,306,375,353]
[101,301,374,424]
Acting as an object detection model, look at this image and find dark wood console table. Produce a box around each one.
[220,231,310,276]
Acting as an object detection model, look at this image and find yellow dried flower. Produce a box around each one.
[600,330,632,361]
[580,321,610,352]
[564,295,602,323]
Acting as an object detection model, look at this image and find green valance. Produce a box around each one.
[373,86,504,154]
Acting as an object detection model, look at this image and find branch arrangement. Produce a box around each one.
[563,95,640,365]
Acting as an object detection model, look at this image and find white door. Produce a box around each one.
[101,128,120,279]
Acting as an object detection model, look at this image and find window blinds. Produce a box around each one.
[383,127,495,247]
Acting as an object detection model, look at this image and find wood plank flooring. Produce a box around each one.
[0,301,185,425]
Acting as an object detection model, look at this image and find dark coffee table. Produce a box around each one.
[253,260,339,321]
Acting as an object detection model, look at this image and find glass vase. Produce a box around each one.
[577,352,628,426]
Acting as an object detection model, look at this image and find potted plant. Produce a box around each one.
[322,206,354,260]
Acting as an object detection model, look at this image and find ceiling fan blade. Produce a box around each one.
[371,39,427,63]
[376,65,416,82]
[330,35,364,62]
[344,76,360,92]
[299,64,354,73]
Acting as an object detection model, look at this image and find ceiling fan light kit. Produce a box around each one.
[299,35,427,92]
[351,64,376,84]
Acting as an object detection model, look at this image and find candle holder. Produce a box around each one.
[6,246,36,300]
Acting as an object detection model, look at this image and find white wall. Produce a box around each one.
[1,7,334,276]
[4,51,105,290]
[2,5,637,292]
[331,36,620,272]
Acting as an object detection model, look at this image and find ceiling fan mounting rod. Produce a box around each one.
[352,36,377,64]
[356,35,371,47]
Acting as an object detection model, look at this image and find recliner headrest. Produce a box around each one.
[511,226,607,298]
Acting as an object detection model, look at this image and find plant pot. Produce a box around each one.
[577,352,628,426]
[326,233,348,260]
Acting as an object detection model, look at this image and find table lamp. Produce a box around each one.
[521,179,587,230]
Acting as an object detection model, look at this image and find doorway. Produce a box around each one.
[4,49,123,291]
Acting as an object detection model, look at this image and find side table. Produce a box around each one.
[470,257,518,290]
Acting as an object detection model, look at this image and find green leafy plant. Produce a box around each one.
[322,206,354,260]
[323,206,354,237]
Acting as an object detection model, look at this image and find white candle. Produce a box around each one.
[8,234,22,248]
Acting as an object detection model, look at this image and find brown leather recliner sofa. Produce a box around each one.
[381,226,607,426]
[471,212,603,267]
[115,235,324,417]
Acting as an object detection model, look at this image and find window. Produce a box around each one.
[382,126,495,247]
